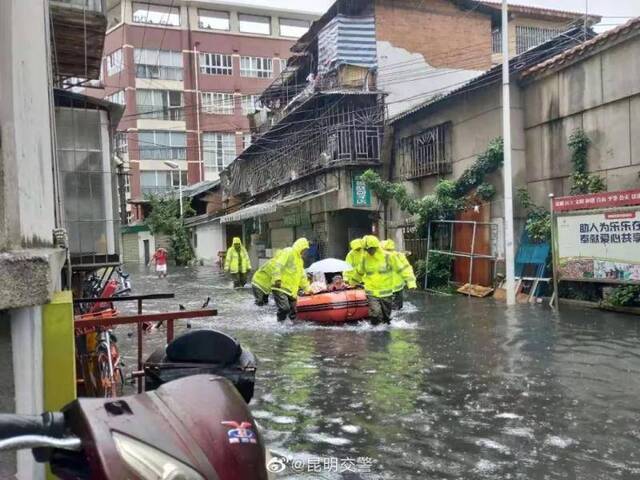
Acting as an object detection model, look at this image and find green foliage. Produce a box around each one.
[605,285,640,307]
[517,188,551,243]
[568,128,606,195]
[414,253,453,289]
[144,195,195,266]
[362,138,503,233]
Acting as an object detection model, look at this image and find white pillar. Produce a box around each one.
[502,0,516,306]
[10,307,44,480]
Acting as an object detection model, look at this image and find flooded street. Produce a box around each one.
[117,264,640,479]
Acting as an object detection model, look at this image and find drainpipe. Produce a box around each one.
[193,42,203,182]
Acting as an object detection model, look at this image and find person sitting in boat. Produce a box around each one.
[381,239,416,310]
[344,238,364,286]
[353,236,416,325]
[327,274,348,292]
[224,237,252,288]
[310,272,328,294]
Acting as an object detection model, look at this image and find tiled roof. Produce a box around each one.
[522,16,640,78]
[478,1,601,22]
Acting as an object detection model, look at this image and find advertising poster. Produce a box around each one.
[556,210,640,282]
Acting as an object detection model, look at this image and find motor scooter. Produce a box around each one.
[0,375,269,479]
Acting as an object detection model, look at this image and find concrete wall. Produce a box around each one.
[0,0,57,250]
[389,82,527,245]
[522,34,640,206]
[193,220,226,265]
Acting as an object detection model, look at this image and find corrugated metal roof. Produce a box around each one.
[478,1,601,22]
[522,16,640,79]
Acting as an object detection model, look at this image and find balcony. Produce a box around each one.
[49,0,107,80]
[136,105,184,122]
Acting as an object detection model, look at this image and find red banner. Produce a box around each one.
[552,189,640,212]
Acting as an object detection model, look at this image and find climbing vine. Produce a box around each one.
[568,128,606,195]
[145,195,196,266]
[517,188,551,243]
[361,138,504,234]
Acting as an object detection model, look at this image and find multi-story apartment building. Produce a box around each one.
[98,0,317,220]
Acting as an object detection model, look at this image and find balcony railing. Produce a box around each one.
[139,147,187,161]
[140,186,179,197]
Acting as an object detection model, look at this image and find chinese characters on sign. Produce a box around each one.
[352,175,371,207]
[552,189,640,212]
[556,210,640,282]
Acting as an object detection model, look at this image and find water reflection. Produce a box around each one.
[119,264,640,479]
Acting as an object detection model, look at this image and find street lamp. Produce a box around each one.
[164,160,183,216]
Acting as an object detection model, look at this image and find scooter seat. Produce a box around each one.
[165,330,241,365]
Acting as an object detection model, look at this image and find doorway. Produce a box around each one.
[143,239,150,265]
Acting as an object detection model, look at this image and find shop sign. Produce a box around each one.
[352,175,371,207]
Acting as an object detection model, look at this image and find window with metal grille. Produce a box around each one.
[202,132,236,172]
[138,130,186,161]
[106,49,123,76]
[398,123,450,179]
[140,170,187,195]
[134,48,183,81]
[240,56,272,78]
[240,94,259,115]
[201,92,234,115]
[515,25,564,54]
[492,29,502,54]
[132,2,180,26]
[136,90,183,121]
[114,131,128,154]
[200,53,233,76]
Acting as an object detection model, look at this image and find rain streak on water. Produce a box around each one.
[118,265,640,479]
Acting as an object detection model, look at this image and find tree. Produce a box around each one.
[144,195,195,266]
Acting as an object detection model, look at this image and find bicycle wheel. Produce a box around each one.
[96,349,117,398]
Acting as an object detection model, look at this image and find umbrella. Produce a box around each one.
[306,258,353,273]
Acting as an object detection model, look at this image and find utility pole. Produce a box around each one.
[502,0,516,306]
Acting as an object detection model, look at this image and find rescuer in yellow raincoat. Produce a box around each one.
[251,238,311,320]
[344,238,364,285]
[352,235,416,324]
[381,239,417,310]
[224,237,252,288]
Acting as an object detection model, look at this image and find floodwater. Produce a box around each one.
[117,264,640,479]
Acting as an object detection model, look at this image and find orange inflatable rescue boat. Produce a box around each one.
[296,289,369,324]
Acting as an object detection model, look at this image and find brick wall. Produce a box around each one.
[375,0,493,71]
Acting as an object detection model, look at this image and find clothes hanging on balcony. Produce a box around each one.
[318,15,377,75]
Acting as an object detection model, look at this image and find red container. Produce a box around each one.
[296,289,369,324]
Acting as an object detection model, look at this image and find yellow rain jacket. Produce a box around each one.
[355,236,398,298]
[252,238,311,298]
[381,239,417,292]
[224,237,252,274]
[344,238,363,285]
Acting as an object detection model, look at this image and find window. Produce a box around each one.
[124,172,131,195]
[136,90,183,121]
[240,94,259,115]
[202,132,236,173]
[134,48,183,80]
[240,56,272,78]
[115,131,128,154]
[398,123,450,179]
[239,14,271,35]
[201,92,234,115]
[242,133,252,151]
[515,25,564,54]
[279,18,309,38]
[132,2,180,26]
[107,90,126,105]
[106,49,123,76]
[198,9,229,30]
[200,53,233,75]
[138,130,186,160]
[140,170,187,195]
[492,29,502,54]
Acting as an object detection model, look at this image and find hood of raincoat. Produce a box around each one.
[381,239,396,251]
[293,237,310,253]
[363,235,380,250]
[232,237,242,245]
[350,238,363,250]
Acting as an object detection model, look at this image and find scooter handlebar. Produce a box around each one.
[0,435,81,452]
[0,413,66,441]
